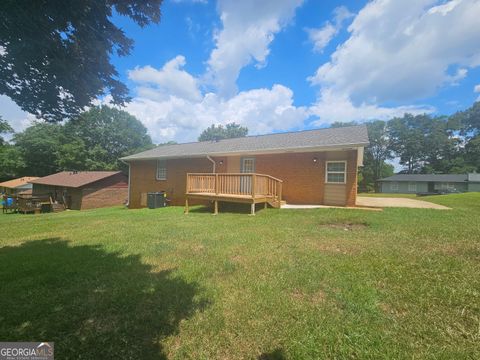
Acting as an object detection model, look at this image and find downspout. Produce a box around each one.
[127,162,131,207]
[120,159,130,207]
[206,155,216,173]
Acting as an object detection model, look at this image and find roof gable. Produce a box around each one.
[30,171,122,188]
[0,177,39,189]
[122,125,369,161]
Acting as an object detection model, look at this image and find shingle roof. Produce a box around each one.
[30,171,122,188]
[121,125,369,161]
[0,177,39,189]
[378,174,468,182]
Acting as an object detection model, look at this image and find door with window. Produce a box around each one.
[240,157,255,194]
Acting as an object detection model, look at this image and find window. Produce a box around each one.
[390,182,399,191]
[325,161,346,184]
[435,182,455,191]
[156,160,167,180]
[408,183,417,192]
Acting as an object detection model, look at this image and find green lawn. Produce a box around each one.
[1,194,479,359]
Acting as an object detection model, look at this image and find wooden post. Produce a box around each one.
[278,182,283,208]
[251,174,256,197]
[215,173,219,195]
[184,197,189,214]
[264,202,268,209]
[250,202,255,216]
[213,200,218,215]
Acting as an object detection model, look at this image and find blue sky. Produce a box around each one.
[2,0,480,143]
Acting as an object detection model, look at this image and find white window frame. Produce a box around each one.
[156,159,167,180]
[390,182,399,191]
[325,161,347,184]
[408,182,417,192]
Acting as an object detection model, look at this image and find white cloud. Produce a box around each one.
[0,95,36,136]
[125,78,308,143]
[474,84,480,93]
[309,0,480,104]
[309,89,434,126]
[206,0,303,97]
[306,6,353,53]
[128,56,201,102]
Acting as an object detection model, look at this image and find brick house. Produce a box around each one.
[30,171,128,210]
[121,126,369,214]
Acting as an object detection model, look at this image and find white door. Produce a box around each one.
[240,158,255,193]
[241,157,255,173]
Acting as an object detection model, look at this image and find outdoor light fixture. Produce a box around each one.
[313,157,318,163]
[219,160,224,165]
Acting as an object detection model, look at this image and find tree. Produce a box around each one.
[330,121,358,128]
[388,114,427,173]
[0,1,162,122]
[0,145,25,181]
[63,106,153,170]
[198,123,248,141]
[451,101,480,137]
[13,123,64,176]
[9,106,154,176]
[0,116,13,146]
[364,121,393,184]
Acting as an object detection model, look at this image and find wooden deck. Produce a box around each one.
[185,173,283,215]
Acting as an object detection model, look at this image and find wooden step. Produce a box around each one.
[52,203,66,212]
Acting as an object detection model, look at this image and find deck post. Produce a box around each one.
[215,173,219,194]
[278,182,283,208]
[184,197,189,214]
[213,200,218,215]
[251,174,256,197]
[264,202,268,209]
[250,202,255,216]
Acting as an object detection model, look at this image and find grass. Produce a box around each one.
[1,193,479,359]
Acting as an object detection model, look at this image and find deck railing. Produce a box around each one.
[186,173,283,200]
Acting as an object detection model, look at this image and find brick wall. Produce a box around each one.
[80,173,128,210]
[128,158,214,208]
[127,149,359,208]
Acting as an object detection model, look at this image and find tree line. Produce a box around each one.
[0,106,154,179]
[335,102,480,191]
[1,102,479,192]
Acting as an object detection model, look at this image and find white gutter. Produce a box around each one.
[206,155,216,173]
[127,163,131,207]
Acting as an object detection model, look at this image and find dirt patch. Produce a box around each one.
[291,289,326,305]
[378,302,408,318]
[319,222,368,231]
[314,243,360,255]
[357,196,450,210]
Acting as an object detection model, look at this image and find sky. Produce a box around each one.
[2,0,480,144]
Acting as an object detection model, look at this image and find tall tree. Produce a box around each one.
[0,116,13,146]
[62,106,154,170]
[198,123,248,142]
[451,101,480,137]
[13,123,64,176]
[388,114,427,173]
[0,0,162,122]
[364,120,394,188]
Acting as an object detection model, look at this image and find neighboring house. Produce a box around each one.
[0,176,39,195]
[378,173,480,194]
[121,126,369,212]
[30,171,128,210]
